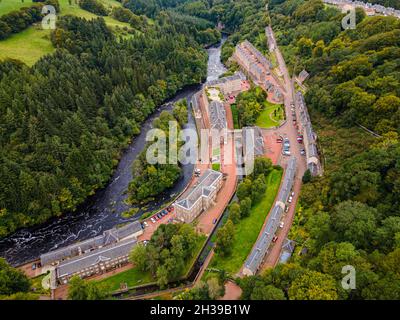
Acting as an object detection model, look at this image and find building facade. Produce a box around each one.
[174,169,223,223]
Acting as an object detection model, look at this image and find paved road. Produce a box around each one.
[259,26,307,270]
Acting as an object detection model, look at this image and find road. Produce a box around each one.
[255,26,307,270]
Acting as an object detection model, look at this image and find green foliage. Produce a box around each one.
[0,2,55,40]
[235,87,268,127]
[288,270,338,300]
[177,276,224,300]
[68,276,109,300]
[0,258,31,297]
[127,110,182,203]
[215,219,235,256]
[0,11,207,236]
[302,169,312,183]
[129,223,201,288]
[172,99,188,127]
[79,0,108,16]
[236,0,400,301]
[228,202,241,224]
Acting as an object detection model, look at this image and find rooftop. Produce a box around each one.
[175,169,222,210]
[56,238,137,278]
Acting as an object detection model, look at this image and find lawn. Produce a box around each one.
[0,0,134,66]
[0,26,54,66]
[96,235,207,292]
[0,0,36,16]
[255,101,284,128]
[231,104,240,129]
[212,163,221,171]
[208,168,283,275]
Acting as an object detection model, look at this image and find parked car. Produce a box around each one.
[279,221,284,228]
[143,221,148,227]
[288,196,293,203]
[213,218,217,225]
[300,148,306,155]
[283,138,290,147]
[285,206,289,213]
[194,168,201,177]
[151,218,156,223]
[272,236,278,243]
[157,213,162,219]
[291,191,295,197]
[282,150,291,156]
[276,138,283,143]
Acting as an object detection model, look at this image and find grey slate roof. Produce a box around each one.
[56,238,137,278]
[296,91,320,176]
[41,221,142,266]
[244,157,297,275]
[209,101,227,131]
[175,169,222,210]
[206,71,246,86]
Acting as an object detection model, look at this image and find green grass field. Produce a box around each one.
[96,236,206,292]
[0,26,54,66]
[0,0,36,16]
[255,101,284,128]
[207,168,283,275]
[0,0,133,66]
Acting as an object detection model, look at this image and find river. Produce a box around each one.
[0,37,228,266]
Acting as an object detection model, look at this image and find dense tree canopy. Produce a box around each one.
[0,10,208,236]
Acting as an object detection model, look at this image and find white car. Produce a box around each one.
[143,221,148,227]
[151,218,156,223]
[288,196,293,203]
[285,206,289,213]
[291,191,295,197]
[279,221,284,228]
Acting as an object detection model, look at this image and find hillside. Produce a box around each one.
[0,0,136,66]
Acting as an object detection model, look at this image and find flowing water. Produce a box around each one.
[0,37,227,266]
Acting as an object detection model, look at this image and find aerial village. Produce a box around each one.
[16,24,322,300]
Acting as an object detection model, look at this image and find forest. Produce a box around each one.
[0,5,209,237]
[236,0,400,300]
[127,103,187,203]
